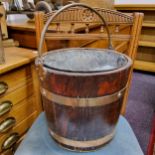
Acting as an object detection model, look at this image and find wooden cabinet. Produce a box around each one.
[115,4,155,72]
[7,16,37,49]
[0,47,42,154]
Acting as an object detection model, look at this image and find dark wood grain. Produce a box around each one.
[41,69,130,97]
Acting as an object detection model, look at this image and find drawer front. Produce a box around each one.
[0,65,32,96]
[0,82,33,117]
[0,112,37,152]
[0,96,36,134]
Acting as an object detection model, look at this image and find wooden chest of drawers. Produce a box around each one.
[0,47,42,155]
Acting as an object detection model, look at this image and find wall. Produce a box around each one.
[115,0,155,4]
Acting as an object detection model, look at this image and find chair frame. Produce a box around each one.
[35,3,143,114]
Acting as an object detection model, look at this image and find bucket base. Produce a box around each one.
[49,129,115,152]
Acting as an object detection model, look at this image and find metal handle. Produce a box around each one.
[2,132,19,151]
[0,117,16,133]
[0,101,13,117]
[0,82,8,95]
[38,3,113,57]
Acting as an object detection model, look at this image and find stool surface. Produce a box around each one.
[15,112,144,155]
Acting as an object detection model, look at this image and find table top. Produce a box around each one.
[0,47,37,74]
[7,15,35,31]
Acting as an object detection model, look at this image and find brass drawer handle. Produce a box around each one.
[0,101,13,117]
[0,82,8,95]
[0,117,16,133]
[2,132,19,151]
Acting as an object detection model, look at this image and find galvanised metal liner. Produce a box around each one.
[36,3,132,152]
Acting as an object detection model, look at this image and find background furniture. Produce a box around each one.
[115,4,155,73]
[80,0,114,9]
[0,4,8,39]
[35,6,143,114]
[0,47,42,155]
[7,16,37,49]
[7,15,104,49]
[14,112,144,155]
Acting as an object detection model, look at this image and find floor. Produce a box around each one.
[125,71,155,154]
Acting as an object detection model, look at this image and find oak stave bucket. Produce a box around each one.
[36,48,132,151]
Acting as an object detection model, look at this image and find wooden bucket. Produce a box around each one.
[36,3,132,151]
[36,48,132,151]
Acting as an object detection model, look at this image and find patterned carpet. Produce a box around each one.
[125,71,155,154]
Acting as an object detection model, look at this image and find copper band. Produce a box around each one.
[49,129,115,148]
[41,87,126,107]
